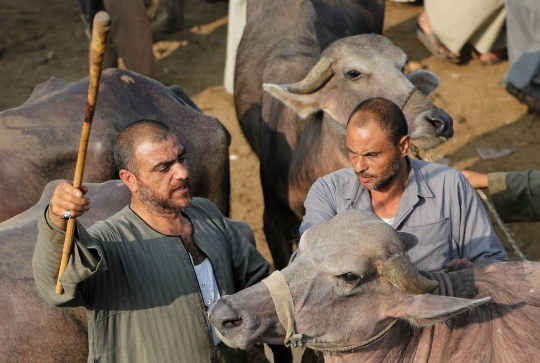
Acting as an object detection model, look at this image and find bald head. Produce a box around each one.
[346,98,408,145]
[114,120,176,173]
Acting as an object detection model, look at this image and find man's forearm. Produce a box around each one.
[490,171,540,223]
[33,210,102,307]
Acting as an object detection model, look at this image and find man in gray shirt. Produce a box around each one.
[300,98,508,271]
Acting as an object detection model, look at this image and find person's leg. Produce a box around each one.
[102,38,119,69]
[477,48,507,65]
[424,0,504,55]
[415,11,461,62]
[504,0,540,112]
[468,6,507,65]
[224,0,246,95]
[103,0,156,78]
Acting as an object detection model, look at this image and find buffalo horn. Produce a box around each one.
[286,57,334,94]
[382,254,439,294]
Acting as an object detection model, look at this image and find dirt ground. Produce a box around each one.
[1,0,539,271]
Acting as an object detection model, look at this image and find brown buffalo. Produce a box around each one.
[0,68,230,223]
[210,210,540,362]
[235,0,454,269]
[0,180,255,362]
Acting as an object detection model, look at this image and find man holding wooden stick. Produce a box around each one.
[32,120,269,362]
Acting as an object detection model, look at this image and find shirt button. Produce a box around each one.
[206,300,211,306]
[202,283,206,287]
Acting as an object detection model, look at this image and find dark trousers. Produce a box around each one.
[80,0,156,78]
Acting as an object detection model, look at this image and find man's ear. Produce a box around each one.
[406,70,440,96]
[387,293,491,327]
[119,169,137,193]
[398,135,410,157]
[263,83,321,119]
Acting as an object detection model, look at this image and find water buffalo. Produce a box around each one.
[210,210,540,362]
[0,68,230,223]
[235,0,454,269]
[0,180,255,362]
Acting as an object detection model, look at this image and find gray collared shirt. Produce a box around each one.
[300,158,508,271]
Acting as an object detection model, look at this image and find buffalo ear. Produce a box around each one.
[406,70,439,96]
[397,231,418,251]
[388,293,491,327]
[263,83,320,119]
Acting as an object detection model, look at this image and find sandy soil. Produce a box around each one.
[1,0,539,268]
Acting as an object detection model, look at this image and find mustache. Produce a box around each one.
[171,178,191,191]
[355,171,376,178]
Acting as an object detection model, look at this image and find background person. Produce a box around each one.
[501,0,540,113]
[78,0,157,78]
[223,0,246,95]
[462,170,540,223]
[415,0,507,65]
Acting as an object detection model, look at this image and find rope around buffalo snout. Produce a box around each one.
[262,270,302,347]
[262,270,398,352]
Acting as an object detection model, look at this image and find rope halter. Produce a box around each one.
[262,270,398,352]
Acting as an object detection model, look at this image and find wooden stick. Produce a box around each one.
[56,11,111,295]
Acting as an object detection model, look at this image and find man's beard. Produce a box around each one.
[356,153,402,191]
[138,178,192,214]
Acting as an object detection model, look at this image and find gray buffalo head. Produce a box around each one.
[263,34,453,150]
[209,210,489,351]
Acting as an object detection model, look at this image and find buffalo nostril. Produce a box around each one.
[429,120,443,130]
[426,117,449,135]
[426,110,454,137]
[223,317,243,329]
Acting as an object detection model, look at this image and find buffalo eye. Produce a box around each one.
[346,70,363,81]
[338,272,361,284]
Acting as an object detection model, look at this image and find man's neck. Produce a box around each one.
[369,159,410,219]
[130,198,187,235]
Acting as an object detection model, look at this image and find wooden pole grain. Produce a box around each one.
[56,11,111,295]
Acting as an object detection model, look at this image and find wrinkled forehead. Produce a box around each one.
[324,34,407,68]
[299,211,405,262]
[135,133,183,159]
[139,132,182,148]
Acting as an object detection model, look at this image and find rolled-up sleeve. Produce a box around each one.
[456,171,508,264]
[489,171,540,223]
[32,208,106,308]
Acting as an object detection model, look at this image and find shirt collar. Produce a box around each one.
[407,157,434,199]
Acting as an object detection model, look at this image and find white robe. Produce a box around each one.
[425,0,506,54]
[223,0,246,95]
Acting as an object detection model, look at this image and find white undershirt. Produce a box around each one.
[190,256,221,345]
[381,217,395,226]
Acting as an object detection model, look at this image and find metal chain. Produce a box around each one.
[324,113,346,135]
[400,86,418,111]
